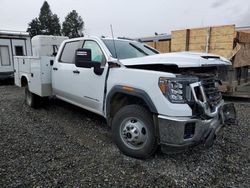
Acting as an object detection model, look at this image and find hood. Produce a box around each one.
[119,52,231,68]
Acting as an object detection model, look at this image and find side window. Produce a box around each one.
[83,40,106,65]
[60,41,81,63]
[0,46,11,66]
[15,46,24,56]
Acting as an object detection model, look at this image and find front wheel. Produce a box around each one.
[25,86,40,108]
[112,105,157,159]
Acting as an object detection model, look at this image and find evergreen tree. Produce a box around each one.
[38,1,51,34]
[49,14,61,36]
[27,18,42,38]
[38,1,61,35]
[27,1,61,37]
[62,10,84,38]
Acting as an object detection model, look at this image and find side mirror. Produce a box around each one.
[75,48,104,75]
[75,48,93,68]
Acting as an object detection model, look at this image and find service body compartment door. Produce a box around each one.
[13,56,32,87]
[39,56,54,96]
[18,57,31,73]
[29,56,54,97]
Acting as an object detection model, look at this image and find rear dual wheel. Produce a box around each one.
[112,105,157,159]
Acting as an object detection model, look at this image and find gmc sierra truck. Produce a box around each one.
[15,36,236,159]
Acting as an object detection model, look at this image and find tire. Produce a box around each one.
[25,86,40,108]
[112,104,157,159]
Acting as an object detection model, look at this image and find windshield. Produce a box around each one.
[102,39,159,59]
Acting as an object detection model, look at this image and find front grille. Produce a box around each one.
[201,76,222,110]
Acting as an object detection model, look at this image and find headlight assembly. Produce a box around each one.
[159,76,197,103]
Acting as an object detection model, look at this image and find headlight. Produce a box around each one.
[159,77,197,103]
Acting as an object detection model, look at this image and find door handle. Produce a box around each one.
[73,70,80,74]
[53,67,58,71]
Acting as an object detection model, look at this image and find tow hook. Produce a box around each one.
[204,129,216,148]
[222,103,237,125]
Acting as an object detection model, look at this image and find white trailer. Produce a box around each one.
[0,30,32,79]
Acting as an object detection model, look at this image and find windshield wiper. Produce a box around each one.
[129,43,149,56]
[144,45,159,54]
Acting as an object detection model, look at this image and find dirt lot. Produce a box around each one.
[0,84,250,187]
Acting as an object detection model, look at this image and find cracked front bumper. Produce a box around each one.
[157,103,236,153]
[158,114,222,148]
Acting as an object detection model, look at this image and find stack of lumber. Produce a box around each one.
[232,31,250,68]
[239,29,250,34]
[144,41,171,53]
[171,25,235,59]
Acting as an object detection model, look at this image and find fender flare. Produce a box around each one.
[106,85,158,117]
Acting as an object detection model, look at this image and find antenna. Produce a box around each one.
[110,24,118,59]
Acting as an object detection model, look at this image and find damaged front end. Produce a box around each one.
[156,67,237,153]
[188,75,237,148]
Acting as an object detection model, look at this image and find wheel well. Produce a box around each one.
[21,76,28,87]
[108,93,150,121]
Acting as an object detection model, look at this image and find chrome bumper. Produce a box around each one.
[157,102,236,152]
[158,113,222,148]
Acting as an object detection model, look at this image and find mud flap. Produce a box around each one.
[204,129,216,148]
[222,103,237,125]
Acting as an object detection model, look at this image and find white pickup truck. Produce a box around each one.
[15,36,236,159]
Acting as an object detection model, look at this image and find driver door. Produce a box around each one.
[70,40,108,115]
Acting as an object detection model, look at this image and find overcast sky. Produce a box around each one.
[0,0,249,38]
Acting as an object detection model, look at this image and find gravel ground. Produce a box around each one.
[0,84,249,187]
